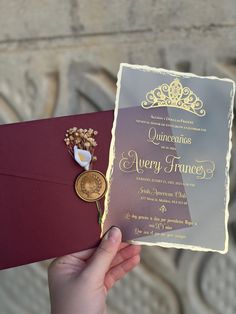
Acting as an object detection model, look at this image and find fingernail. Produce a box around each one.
[104,227,121,243]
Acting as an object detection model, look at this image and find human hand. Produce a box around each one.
[48,227,141,314]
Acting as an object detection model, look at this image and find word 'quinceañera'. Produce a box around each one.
[119,150,215,180]
[147,127,192,146]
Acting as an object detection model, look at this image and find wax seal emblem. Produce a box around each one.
[75,170,107,202]
[64,127,107,224]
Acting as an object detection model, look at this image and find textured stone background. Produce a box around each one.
[0,1,236,313]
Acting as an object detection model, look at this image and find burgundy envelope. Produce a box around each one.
[0,110,113,270]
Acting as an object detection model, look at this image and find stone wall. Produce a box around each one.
[0,1,236,313]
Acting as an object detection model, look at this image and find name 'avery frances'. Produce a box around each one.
[118,150,215,180]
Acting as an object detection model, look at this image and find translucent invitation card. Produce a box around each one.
[101,63,235,253]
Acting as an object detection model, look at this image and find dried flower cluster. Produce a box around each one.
[64,127,98,161]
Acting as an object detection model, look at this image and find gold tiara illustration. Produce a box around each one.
[141,78,206,117]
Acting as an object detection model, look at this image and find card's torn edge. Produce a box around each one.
[101,62,235,254]
[100,63,123,238]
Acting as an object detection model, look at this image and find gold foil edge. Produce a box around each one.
[100,64,124,237]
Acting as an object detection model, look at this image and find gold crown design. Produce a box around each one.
[141,78,206,117]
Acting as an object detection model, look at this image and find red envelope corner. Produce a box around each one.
[0,110,113,270]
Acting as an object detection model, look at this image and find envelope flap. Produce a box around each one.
[0,111,113,183]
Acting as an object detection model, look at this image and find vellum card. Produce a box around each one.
[101,63,235,253]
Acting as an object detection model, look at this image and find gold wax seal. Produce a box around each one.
[75,170,107,202]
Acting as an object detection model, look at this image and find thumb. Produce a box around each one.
[84,227,122,281]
